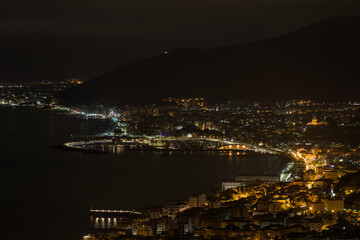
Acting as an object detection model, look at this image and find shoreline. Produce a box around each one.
[58,140,280,156]
[54,144,109,154]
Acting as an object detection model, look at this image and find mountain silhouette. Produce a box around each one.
[58,15,360,106]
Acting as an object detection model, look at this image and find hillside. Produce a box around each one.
[58,15,360,106]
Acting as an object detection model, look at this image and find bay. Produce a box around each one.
[0,106,289,240]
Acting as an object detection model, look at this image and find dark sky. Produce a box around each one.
[1,0,360,82]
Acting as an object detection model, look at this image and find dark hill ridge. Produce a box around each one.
[58,15,360,106]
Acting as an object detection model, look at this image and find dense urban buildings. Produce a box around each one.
[2,90,360,239]
[78,99,360,239]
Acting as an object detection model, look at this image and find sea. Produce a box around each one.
[0,106,290,240]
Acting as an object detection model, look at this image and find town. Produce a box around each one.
[74,98,360,240]
[2,90,360,239]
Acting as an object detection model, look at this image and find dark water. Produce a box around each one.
[0,106,289,240]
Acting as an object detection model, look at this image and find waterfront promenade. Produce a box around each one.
[62,136,281,155]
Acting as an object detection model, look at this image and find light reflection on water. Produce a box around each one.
[0,106,290,240]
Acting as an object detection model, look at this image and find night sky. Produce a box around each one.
[1,0,360,82]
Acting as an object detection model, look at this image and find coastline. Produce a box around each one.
[54,144,108,154]
[59,139,279,156]
[1,105,297,240]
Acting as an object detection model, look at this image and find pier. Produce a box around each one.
[89,209,141,230]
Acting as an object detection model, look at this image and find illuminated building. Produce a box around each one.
[321,198,344,212]
[163,97,207,110]
[235,175,280,184]
[221,181,243,191]
[189,193,207,208]
[307,117,327,126]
